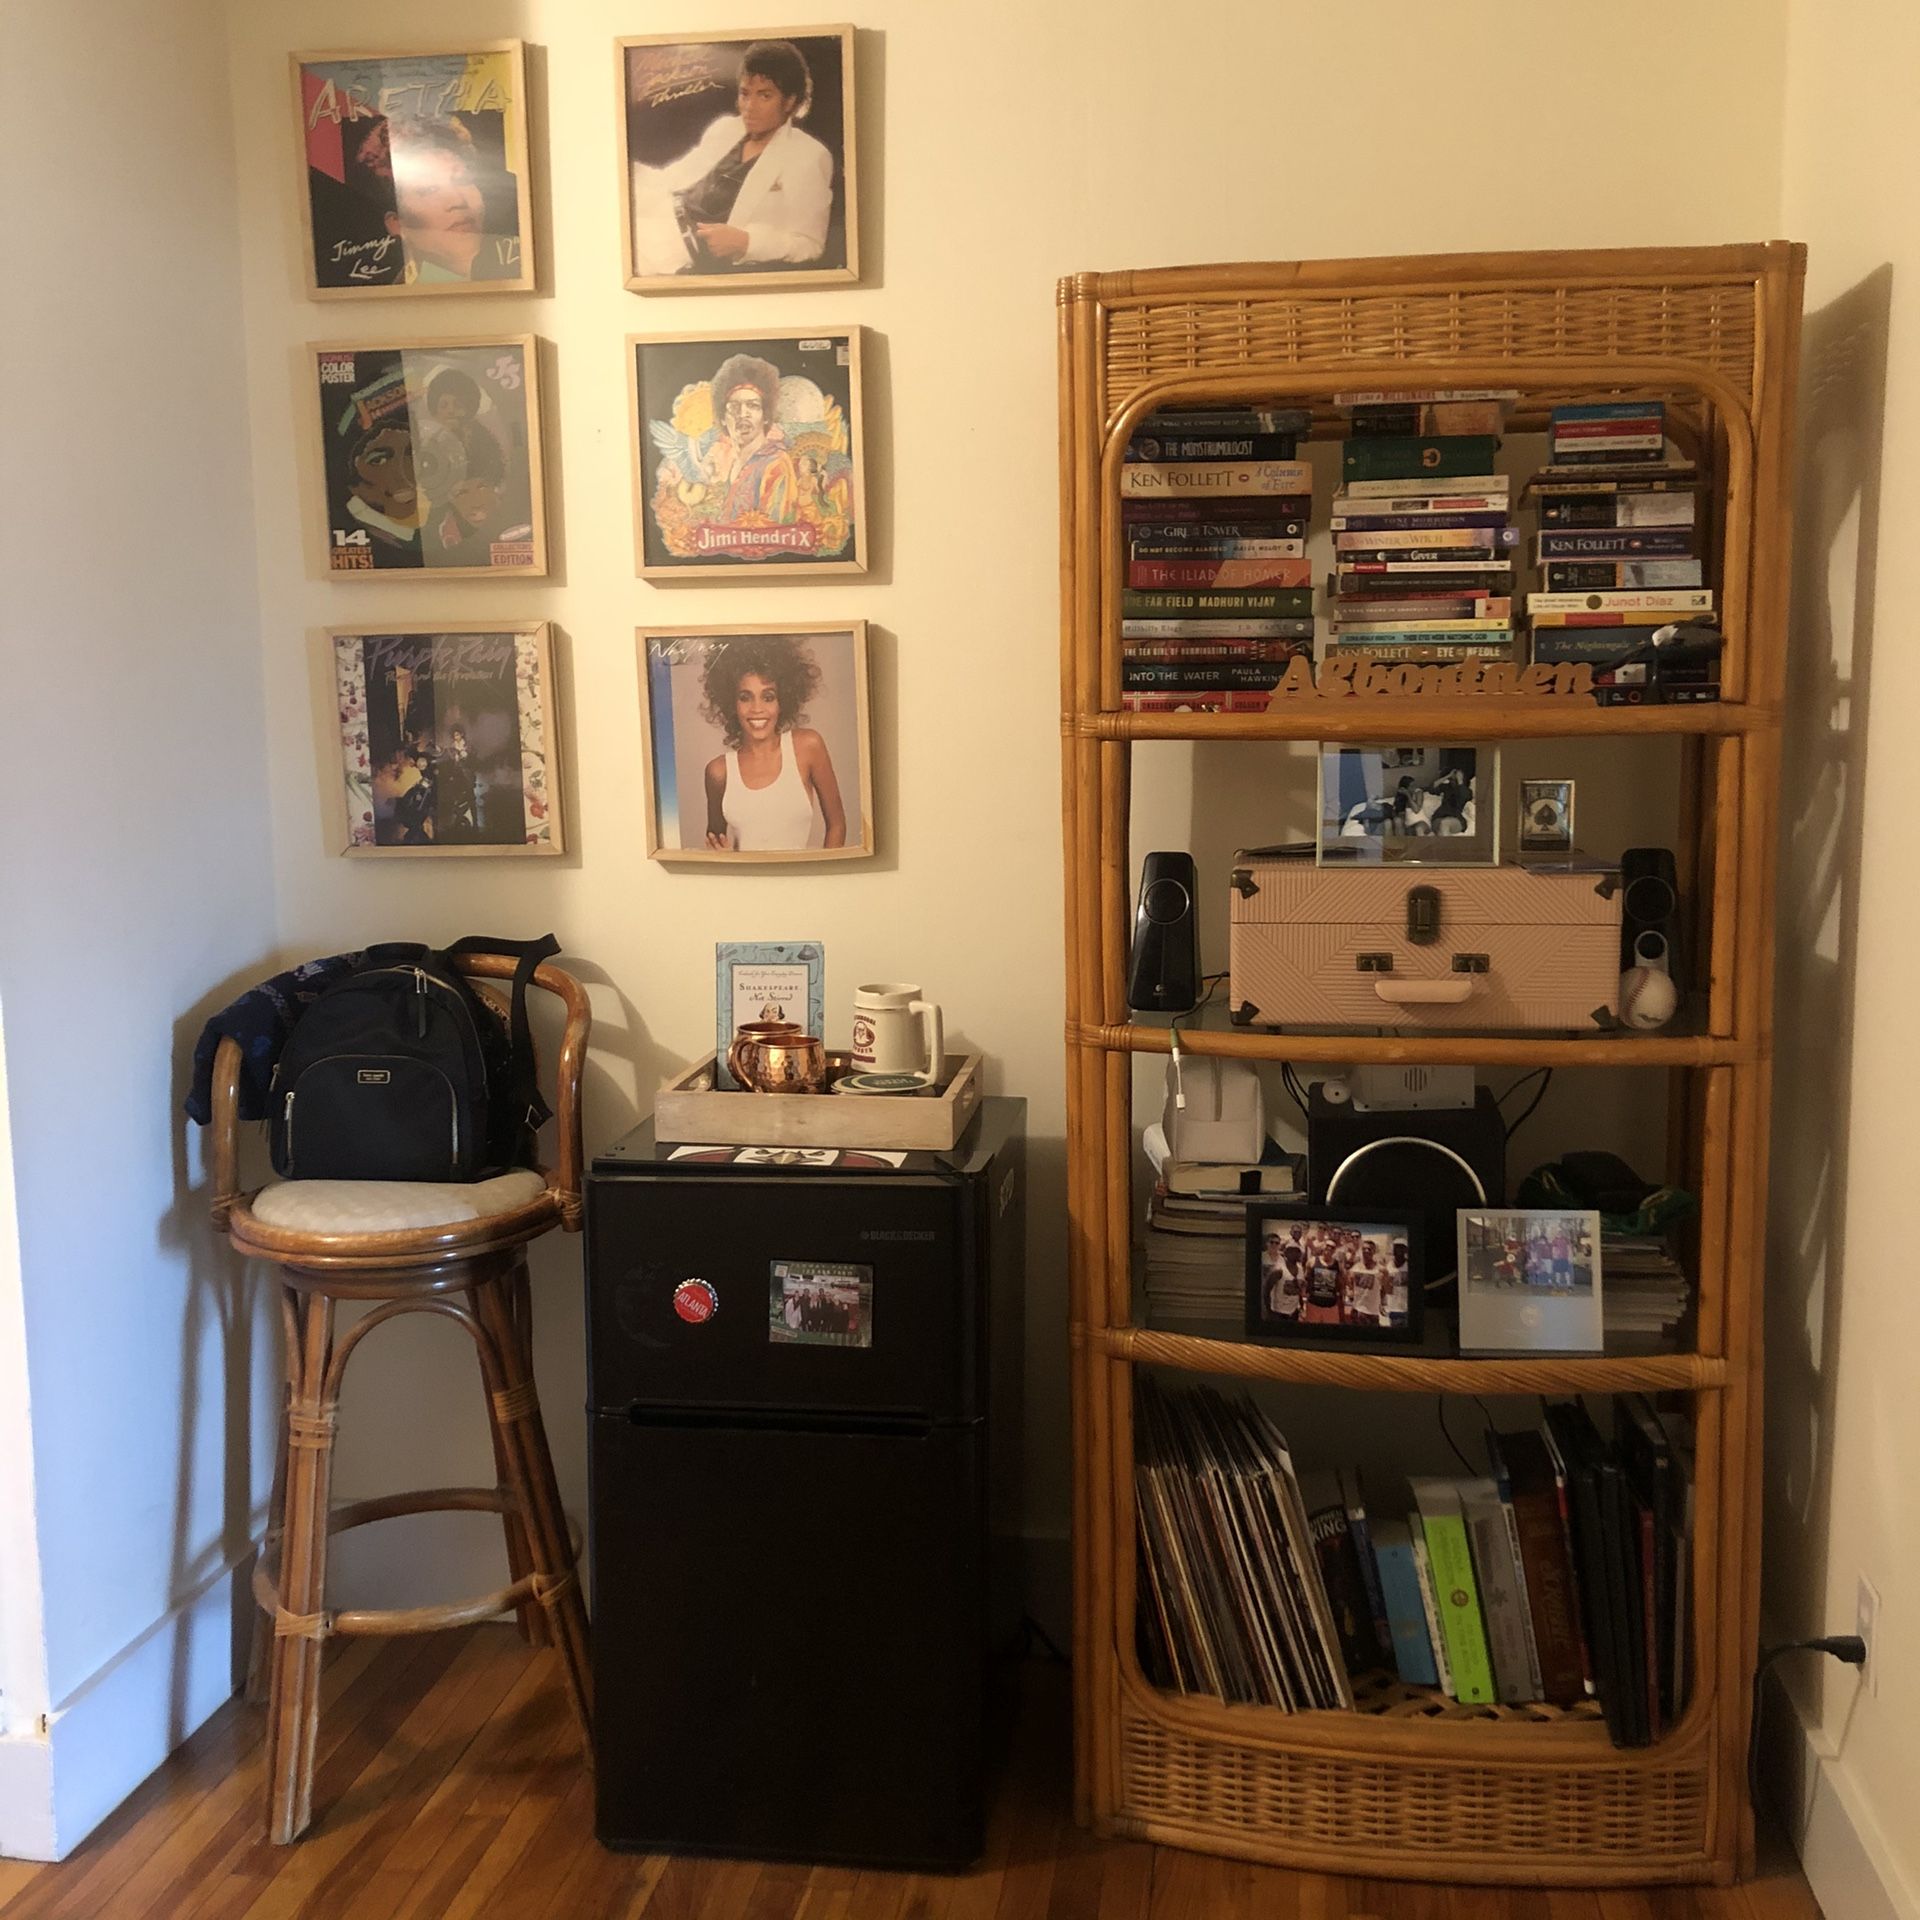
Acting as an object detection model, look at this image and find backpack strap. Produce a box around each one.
[445,933,562,1136]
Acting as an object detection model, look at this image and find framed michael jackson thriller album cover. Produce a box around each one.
[293,43,535,298]
[309,337,546,577]
[327,622,562,856]
[629,329,866,579]
[618,27,858,293]
[636,622,873,865]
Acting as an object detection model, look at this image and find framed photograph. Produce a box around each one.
[1519,778,1576,855]
[717,940,826,1088]
[309,337,546,577]
[327,622,562,856]
[1316,744,1499,867]
[1456,1208,1604,1355]
[618,27,858,293]
[629,328,866,577]
[293,43,534,297]
[638,623,873,864]
[1244,1205,1424,1348]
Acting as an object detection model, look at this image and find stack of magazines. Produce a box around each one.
[1133,1377,1353,1710]
[1601,1233,1692,1344]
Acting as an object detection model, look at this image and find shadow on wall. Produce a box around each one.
[1763,264,1892,1659]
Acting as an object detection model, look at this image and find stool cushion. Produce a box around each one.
[249,1168,549,1234]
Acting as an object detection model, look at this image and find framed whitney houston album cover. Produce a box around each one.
[327,622,562,856]
[309,337,546,576]
[637,622,872,864]
[618,27,858,293]
[629,329,866,579]
[293,43,535,297]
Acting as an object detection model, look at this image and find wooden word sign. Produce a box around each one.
[1268,655,1596,700]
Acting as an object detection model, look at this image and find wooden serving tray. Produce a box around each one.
[654,1053,983,1150]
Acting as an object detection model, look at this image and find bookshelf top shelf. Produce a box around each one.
[1095,1325,1725,1397]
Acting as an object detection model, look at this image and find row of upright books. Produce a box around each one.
[1135,1378,1692,1748]
[1119,406,1315,712]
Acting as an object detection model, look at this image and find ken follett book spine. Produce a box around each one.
[1534,528,1698,558]
[1341,435,1501,482]
[1119,459,1314,499]
[1543,560,1706,592]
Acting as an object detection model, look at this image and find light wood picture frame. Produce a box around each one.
[628,327,867,580]
[292,42,536,298]
[616,26,858,294]
[637,621,874,863]
[326,621,564,857]
[307,335,547,579]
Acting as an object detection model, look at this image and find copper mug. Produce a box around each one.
[727,1024,827,1094]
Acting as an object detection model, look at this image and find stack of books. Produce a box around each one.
[1134,1378,1353,1709]
[1140,1147,1304,1330]
[1119,406,1315,712]
[1325,391,1519,669]
[1524,403,1718,702]
[1134,1390,1693,1748]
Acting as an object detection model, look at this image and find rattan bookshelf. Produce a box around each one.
[1058,244,1804,1888]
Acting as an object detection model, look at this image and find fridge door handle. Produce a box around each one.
[620,1402,938,1439]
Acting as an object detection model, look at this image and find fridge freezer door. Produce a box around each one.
[591,1410,986,1869]
[586,1171,981,1420]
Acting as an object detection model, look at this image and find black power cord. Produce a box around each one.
[1747,1635,1867,1813]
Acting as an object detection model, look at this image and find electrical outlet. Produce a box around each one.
[1856,1575,1881,1696]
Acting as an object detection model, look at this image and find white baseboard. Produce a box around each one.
[1763,1668,1920,1920]
[5,1558,248,1861]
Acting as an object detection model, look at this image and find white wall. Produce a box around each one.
[218,0,1792,1622]
[1766,2,1920,1913]
[0,0,279,1862]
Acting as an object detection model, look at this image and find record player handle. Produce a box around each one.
[1372,977,1477,1006]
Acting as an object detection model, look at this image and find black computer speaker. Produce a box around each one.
[1127,852,1199,1013]
[1619,847,1682,988]
[1308,1084,1506,1280]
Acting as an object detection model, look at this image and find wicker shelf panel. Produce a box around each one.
[1120,1704,1709,1868]
[1100,280,1758,415]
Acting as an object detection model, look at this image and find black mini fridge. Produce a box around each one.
[585,1099,1025,1870]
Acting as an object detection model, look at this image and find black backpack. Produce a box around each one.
[268,934,559,1183]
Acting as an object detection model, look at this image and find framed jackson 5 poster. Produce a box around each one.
[618,27,858,293]
[293,43,536,297]
[628,328,866,579]
[308,337,547,577]
[326,621,563,856]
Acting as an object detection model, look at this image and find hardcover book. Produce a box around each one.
[1408,1478,1496,1706]
[1458,1477,1540,1703]
[1342,436,1501,483]
[1369,1518,1440,1687]
[1493,1429,1590,1706]
[1119,459,1314,499]
[1533,529,1697,559]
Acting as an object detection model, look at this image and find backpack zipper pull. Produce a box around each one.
[414,967,429,1039]
[283,1090,296,1169]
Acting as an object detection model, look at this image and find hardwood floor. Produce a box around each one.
[0,1627,1821,1919]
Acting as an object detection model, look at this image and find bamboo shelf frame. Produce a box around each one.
[1058,244,1805,1889]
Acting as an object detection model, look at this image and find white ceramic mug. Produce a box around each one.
[850,982,944,1079]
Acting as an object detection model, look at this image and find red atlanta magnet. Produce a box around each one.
[672,1279,718,1324]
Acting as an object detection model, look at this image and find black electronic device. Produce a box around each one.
[1307,1083,1505,1279]
[584,1102,1026,1871]
[1619,847,1682,984]
[1127,852,1200,1013]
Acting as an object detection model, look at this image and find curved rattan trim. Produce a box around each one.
[1080,700,1773,742]
[1074,1021,1755,1070]
[228,1188,562,1268]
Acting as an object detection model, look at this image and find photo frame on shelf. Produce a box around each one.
[292,43,535,298]
[1244,1203,1424,1349]
[308,336,546,577]
[326,621,562,856]
[618,27,859,294]
[1456,1208,1604,1355]
[1316,743,1499,867]
[638,622,873,864]
[1518,778,1576,856]
[716,940,826,1088]
[628,328,867,578]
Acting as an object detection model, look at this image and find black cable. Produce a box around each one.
[1436,1396,1474,1473]
[1500,1068,1553,1142]
[1018,1612,1071,1668]
[1281,1063,1309,1115]
[1747,1636,1866,1813]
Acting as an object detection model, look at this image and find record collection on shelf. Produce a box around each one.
[1134,1376,1693,1747]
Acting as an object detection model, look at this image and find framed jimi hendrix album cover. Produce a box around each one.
[628,328,866,579]
[326,621,563,856]
[308,337,547,577]
[293,43,535,297]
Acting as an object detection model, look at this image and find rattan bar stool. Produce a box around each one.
[207,953,593,1844]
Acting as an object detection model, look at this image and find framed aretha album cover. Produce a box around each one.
[629,329,866,578]
[716,940,825,1088]
[637,623,873,865]
[1245,1204,1424,1348]
[618,27,858,293]
[309,337,546,577]
[1316,743,1499,867]
[327,622,562,856]
[292,44,535,297]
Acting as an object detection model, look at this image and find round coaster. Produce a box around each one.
[832,1070,933,1095]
